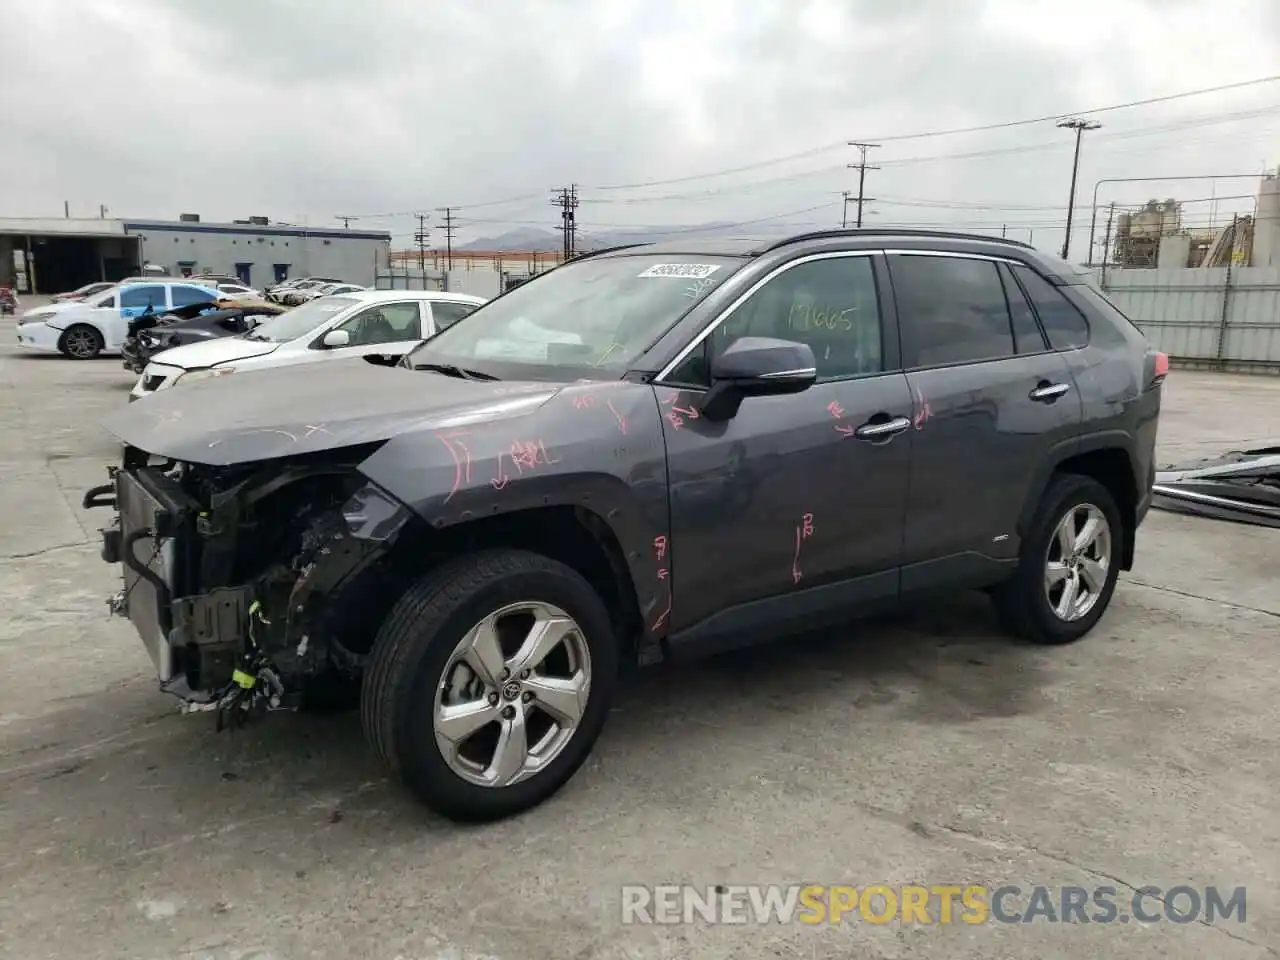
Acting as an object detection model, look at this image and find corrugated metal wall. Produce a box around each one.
[1088,266,1280,365]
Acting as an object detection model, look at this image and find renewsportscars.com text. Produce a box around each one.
[621,884,1247,926]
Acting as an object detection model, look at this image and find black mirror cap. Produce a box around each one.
[712,336,817,389]
[700,336,818,420]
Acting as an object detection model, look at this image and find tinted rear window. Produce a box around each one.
[1012,264,1090,350]
[890,254,1015,366]
[1073,284,1143,336]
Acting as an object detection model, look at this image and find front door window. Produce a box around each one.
[330,302,424,346]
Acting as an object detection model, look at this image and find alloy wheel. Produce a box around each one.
[64,329,99,358]
[1044,503,1112,622]
[433,601,591,788]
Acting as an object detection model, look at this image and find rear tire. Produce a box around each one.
[59,324,104,360]
[362,549,619,822]
[993,474,1123,645]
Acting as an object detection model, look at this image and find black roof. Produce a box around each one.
[589,228,1037,260]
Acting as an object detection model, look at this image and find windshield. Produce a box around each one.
[244,296,359,342]
[407,254,743,378]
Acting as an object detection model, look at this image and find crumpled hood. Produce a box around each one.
[100,358,560,466]
[144,334,279,368]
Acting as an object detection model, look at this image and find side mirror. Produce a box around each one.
[700,336,817,420]
[322,329,350,348]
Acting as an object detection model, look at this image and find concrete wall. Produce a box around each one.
[124,221,391,287]
[1089,265,1280,369]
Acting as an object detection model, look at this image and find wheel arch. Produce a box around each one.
[56,320,107,357]
[1019,433,1139,570]
[379,503,646,662]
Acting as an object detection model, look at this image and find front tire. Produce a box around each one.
[59,324,104,359]
[993,474,1123,645]
[362,549,619,822]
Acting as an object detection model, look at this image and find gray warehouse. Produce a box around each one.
[0,215,391,293]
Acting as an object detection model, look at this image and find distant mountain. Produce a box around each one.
[456,222,746,252]
[455,228,561,252]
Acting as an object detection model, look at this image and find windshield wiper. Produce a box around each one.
[413,362,499,381]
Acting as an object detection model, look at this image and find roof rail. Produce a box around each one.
[762,228,1035,253]
[570,243,651,260]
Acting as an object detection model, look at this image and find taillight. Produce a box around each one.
[1153,351,1169,382]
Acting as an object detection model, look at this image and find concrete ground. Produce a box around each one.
[0,341,1276,960]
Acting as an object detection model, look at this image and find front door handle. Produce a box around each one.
[1030,381,1071,402]
[853,415,911,441]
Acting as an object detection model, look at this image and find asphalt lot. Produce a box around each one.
[0,337,1277,960]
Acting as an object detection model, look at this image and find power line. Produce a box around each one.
[847,142,880,228]
[574,104,1280,207]
[578,201,841,235]
[587,74,1280,191]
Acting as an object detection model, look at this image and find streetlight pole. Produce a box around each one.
[1057,118,1101,261]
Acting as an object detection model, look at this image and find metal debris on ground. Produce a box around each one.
[1151,446,1280,528]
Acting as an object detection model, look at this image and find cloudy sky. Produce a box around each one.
[3,0,1279,259]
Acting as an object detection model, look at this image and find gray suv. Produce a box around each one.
[84,229,1167,822]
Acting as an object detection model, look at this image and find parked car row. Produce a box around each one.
[264,277,365,305]
[82,229,1166,824]
[48,276,261,305]
[16,278,226,358]
[130,289,485,399]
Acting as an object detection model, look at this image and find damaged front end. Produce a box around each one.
[83,445,414,728]
[1151,446,1280,529]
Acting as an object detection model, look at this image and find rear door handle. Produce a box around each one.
[1030,381,1071,402]
[853,415,911,441]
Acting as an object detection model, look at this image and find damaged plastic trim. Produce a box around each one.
[1151,447,1280,529]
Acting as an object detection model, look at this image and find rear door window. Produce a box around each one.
[998,263,1049,354]
[430,300,480,332]
[889,255,1015,367]
[1011,265,1090,350]
[171,285,216,308]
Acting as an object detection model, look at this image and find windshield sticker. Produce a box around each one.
[637,263,723,280]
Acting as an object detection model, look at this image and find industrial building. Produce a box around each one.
[0,215,391,293]
[1103,168,1280,270]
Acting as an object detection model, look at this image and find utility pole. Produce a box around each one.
[413,212,430,278]
[1101,201,1116,283]
[336,215,358,229]
[846,142,880,228]
[552,186,579,260]
[841,191,854,229]
[1056,118,1101,261]
[1001,224,1008,238]
[436,207,456,272]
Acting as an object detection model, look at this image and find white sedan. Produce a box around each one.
[130,289,487,399]
[15,280,222,359]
